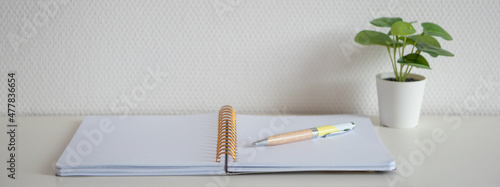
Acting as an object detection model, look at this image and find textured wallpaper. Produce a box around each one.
[1,0,499,116]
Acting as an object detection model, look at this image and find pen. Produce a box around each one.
[252,122,355,146]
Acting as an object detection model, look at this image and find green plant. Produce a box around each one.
[354,17,454,82]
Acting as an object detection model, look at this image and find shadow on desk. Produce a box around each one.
[44,117,83,176]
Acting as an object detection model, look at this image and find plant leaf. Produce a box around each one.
[403,36,416,45]
[354,30,392,46]
[393,36,415,46]
[389,41,405,48]
[397,54,431,69]
[370,17,403,27]
[403,35,443,57]
[391,21,416,36]
[408,35,441,48]
[422,22,453,41]
[417,43,454,57]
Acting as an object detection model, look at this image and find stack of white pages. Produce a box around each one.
[56,114,395,176]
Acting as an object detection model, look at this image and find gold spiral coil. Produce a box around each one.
[216,105,237,162]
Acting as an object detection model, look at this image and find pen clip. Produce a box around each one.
[322,126,355,138]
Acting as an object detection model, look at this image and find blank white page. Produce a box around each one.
[229,115,395,172]
[56,115,224,170]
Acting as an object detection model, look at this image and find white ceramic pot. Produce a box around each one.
[376,72,426,128]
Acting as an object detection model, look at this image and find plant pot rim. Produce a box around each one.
[376,72,426,83]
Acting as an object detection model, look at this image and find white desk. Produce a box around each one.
[1,116,499,187]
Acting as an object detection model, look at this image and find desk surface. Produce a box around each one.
[1,115,499,187]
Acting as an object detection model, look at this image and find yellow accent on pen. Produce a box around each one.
[252,122,355,146]
[316,125,339,137]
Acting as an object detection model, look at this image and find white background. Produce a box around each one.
[1,0,499,116]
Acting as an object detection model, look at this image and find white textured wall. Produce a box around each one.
[1,0,499,116]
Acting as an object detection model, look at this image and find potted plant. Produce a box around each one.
[354,17,453,128]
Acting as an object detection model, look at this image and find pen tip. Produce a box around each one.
[252,139,268,146]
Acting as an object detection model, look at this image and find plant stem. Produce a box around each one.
[400,64,404,81]
[403,66,413,81]
[387,45,397,76]
[400,36,408,81]
[411,33,424,54]
[397,36,401,58]
[403,65,410,80]
[393,35,399,81]
[402,36,407,57]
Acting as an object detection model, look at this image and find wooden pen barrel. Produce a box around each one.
[267,129,313,145]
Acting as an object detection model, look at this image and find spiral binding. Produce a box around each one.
[216,105,237,162]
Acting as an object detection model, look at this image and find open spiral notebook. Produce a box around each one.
[56,106,395,176]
